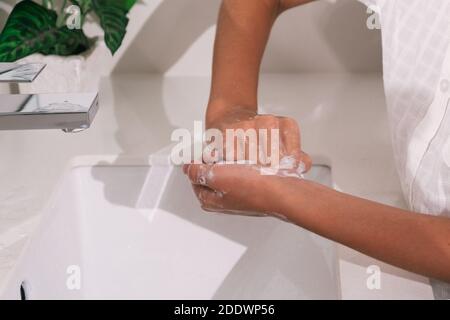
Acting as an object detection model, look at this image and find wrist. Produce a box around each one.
[269,176,313,220]
[206,99,256,128]
[206,99,228,128]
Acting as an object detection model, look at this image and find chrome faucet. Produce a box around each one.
[0,63,46,83]
[0,63,99,132]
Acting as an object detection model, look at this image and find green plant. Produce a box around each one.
[0,0,137,62]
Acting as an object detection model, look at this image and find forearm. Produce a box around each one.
[207,0,317,127]
[276,178,450,282]
[207,0,279,126]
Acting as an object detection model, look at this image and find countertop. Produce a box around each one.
[0,74,434,299]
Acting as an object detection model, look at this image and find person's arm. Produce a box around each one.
[282,179,450,282]
[207,0,315,125]
[184,163,450,282]
[203,0,315,169]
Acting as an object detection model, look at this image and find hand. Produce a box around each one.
[183,162,293,218]
[206,106,312,172]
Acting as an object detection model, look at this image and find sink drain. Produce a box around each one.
[19,282,27,300]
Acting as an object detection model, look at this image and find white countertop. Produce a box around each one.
[0,73,434,299]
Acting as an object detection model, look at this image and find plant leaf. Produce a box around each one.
[91,0,133,55]
[39,29,92,56]
[0,0,90,62]
[123,0,137,11]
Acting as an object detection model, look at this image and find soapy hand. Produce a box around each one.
[183,162,289,216]
[190,106,312,217]
[206,108,312,171]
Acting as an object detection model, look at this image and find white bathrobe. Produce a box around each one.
[359,0,450,299]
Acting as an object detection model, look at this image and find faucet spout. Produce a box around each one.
[0,93,99,131]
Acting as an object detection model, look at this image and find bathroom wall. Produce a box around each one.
[114,0,382,75]
[0,0,15,30]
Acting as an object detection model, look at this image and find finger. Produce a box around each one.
[203,129,224,164]
[256,115,280,165]
[192,184,225,211]
[300,151,312,173]
[185,163,214,186]
[278,117,302,159]
[225,121,255,163]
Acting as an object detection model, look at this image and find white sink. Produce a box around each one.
[1,159,339,300]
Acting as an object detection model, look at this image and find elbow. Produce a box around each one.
[277,0,314,15]
[277,0,289,14]
[264,0,286,17]
[219,0,285,23]
[220,0,282,17]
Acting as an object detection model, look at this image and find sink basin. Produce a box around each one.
[0,158,340,300]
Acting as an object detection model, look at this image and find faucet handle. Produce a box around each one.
[0,63,46,83]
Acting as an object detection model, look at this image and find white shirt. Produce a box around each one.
[360,0,450,217]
